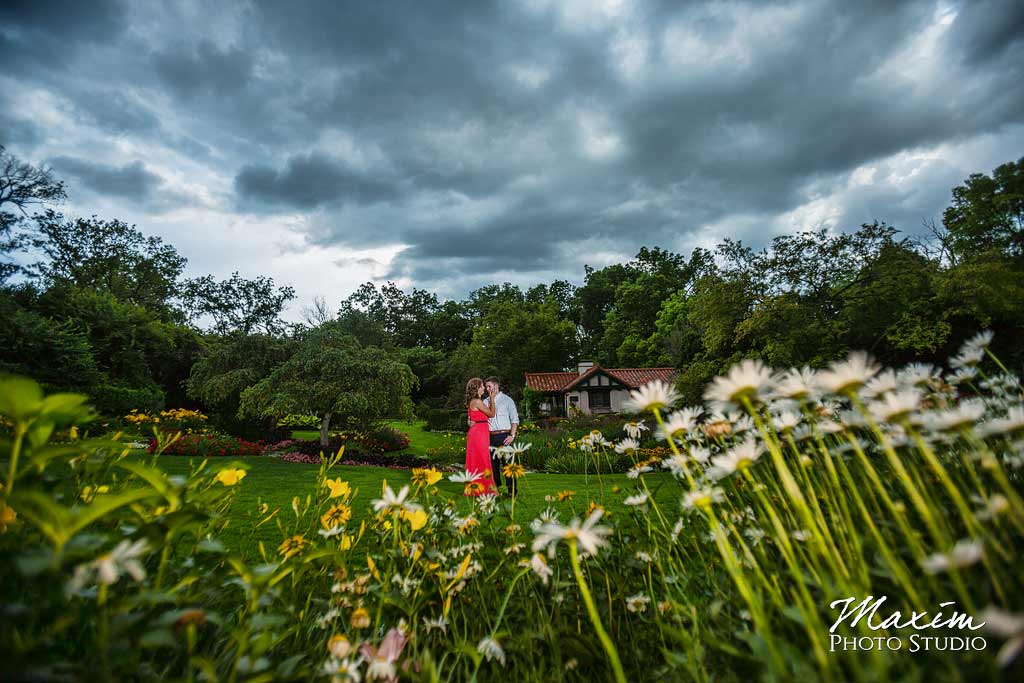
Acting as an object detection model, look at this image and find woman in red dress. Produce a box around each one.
[464,377,498,496]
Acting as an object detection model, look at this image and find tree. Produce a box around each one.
[182,271,296,335]
[0,146,67,281]
[187,331,297,436]
[29,210,186,316]
[942,157,1024,263]
[238,323,415,446]
[462,299,578,397]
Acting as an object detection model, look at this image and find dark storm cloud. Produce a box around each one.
[73,90,161,135]
[950,0,1024,64]
[235,153,399,209]
[0,0,125,71]
[1,0,1022,299]
[48,156,161,200]
[153,40,254,98]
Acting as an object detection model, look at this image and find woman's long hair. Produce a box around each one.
[465,377,483,408]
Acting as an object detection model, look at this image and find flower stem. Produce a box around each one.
[568,540,626,683]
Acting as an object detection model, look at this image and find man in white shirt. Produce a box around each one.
[483,376,519,496]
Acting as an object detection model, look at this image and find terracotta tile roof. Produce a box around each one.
[523,371,579,392]
[604,367,678,388]
[525,365,677,392]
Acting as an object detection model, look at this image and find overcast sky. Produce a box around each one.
[2,0,1022,316]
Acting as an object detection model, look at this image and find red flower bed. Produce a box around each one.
[151,433,265,457]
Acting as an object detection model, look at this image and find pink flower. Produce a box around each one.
[358,627,407,682]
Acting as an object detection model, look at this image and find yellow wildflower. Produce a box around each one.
[0,504,16,533]
[411,467,443,487]
[321,503,353,529]
[402,508,428,531]
[215,468,247,486]
[277,534,309,559]
[328,634,352,659]
[80,484,111,502]
[350,606,371,629]
[556,490,575,502]
[324,478,351,499]
[502,463,525,479]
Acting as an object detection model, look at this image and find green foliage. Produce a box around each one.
[943,156,1024,262]
[424,408,468,433]
[29,209,187,317]
[181,271,296,336]
[238,323,416,445]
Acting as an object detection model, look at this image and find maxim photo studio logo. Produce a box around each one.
[829,595,987,653]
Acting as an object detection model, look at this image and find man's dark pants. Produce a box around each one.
[489,431,517,495]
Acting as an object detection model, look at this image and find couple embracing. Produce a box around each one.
[464,376,519,497]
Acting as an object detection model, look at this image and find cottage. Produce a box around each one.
[524,361,678,416]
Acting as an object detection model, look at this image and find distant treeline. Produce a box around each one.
[2,144,1021,434]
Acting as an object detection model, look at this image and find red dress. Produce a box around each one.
[465,408,497,496]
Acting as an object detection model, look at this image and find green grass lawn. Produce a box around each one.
[130,419,684,558]
[290,419,463,459]
[139,454,681,558]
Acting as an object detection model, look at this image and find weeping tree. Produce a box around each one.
[238,322,415,447]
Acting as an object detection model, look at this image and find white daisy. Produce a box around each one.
[921,538,984,575]
[626,463,653,479]
[951,346,985,370]
[448,470,485,483]
[773,367,821,400]
[963,330,994,353]
[615,438,640,455]
[322,657,362,683]
[371,485,422,515]
[682,487,725,510]
[771,411,801,432]
[626,593,651,613]
[68,539,148,592]
[817,351,880,395]
[861,369,898,399]
[708,436,763,480]
[529,552,554,585]
[704,359,777,405]
[867,388,922,423]
[897,363,940,388]
[623,492,649,507]
[925,399,986,433]
[623,380,680,413]
[422,615,449,633]
[657,406,704,441]
[623,420,648,439]
[477,637,506,666]
[948,367,978,385]
[978,606,1024,667]
[477,494,499,515]
[531,508,612,558]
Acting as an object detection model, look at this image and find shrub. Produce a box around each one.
[279,450,429,468]
[150,432,264,457]
[92,382,164,416]
[124,407,209,433]
[367,424,410,452]
[276,413,321,429]
[424,408,468,432]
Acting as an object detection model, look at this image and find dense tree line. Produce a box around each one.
[1,143,1021,435]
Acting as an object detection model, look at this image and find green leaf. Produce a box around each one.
[196,538,227,554]
[67,488,161,537]
[0,375,43,420]
[117,461,181,508]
